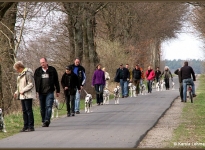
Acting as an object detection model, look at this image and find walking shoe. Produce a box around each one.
[42,120,50,127]
[76,111,80,114]
[28,128,35,132]
[45,120,50,127]
[122,96,124,98]
[71,113,75,116]
[20,127,28,132]
[67,113,71,117]
[193,94,197,97]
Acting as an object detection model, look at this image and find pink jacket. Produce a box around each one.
[145,69,155,80]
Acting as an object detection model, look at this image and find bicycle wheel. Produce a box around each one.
[189,91,193,103]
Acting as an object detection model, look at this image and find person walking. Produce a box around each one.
[102,67,110,89]
[114,64,130,98]
[180,61,196,102]
[92,64,105,105]
[61,66,81,117]
[69,58,86,114]
[34,57,60,127]
[174,68,183,102]
[145,66,155,93]
[125,64,133,96]
[160,66,173,90]
[132,64,142,96]
[155,67,161,83]
[138,63,145,86]
[13,61,36,132]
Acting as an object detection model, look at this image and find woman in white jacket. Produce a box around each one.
[13,61,36,132]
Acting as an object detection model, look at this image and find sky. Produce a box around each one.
[161,33,204,60]
[161,20,204,61]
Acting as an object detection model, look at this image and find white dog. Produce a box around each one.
[85,93,92,113]
[113,86,120,104]
[171,82,175,90]
[103,89,110,104]
[130,85,137,97]
[160,80,165,91]
[140,84,146,95]
[152,81,155,89]
[156,82,160,91]
[52,99,60,118]
[0,108,7,132]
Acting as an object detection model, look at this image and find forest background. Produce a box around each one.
[0,2,205,115]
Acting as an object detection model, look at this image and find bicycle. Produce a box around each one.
[186,83,193,103]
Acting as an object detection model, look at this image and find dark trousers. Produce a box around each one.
[156,77,160,83]
[164,78,170,89]
[21,99,34,129]
[133,79,140,94]
[94,84,104,104]
[179,83,183,101]
[39,92,54,123]
[65,94,75,114]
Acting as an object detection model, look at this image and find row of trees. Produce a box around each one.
[162,59,204,74]
[0,2,198,114]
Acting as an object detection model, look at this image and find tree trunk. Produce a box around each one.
[0,3,18,114]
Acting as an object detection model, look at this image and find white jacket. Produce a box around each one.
[15,68,36,100]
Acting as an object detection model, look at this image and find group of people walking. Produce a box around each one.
[13,58,86,132]
[13,57,196,133]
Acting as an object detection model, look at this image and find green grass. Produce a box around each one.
[0,93,114,140]
[166,74,205,148]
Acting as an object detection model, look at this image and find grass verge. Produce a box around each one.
[166,74,205,148]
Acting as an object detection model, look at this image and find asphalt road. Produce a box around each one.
[0,77,181,148]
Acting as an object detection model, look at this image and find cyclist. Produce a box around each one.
[180,61,196,102]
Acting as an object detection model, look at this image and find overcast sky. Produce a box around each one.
[161,19,204,61]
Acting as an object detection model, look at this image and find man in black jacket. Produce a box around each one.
[132,64,141,96]
[34,57,60,127]
[61,66,81,117]
[180,61,196,102]
[114,64,130,98]
[69,58,86,114]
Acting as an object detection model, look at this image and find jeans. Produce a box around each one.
[21,99,34,129]
[39,92,54,123]
[94,84,104,104]
[75,90,81,112]
[183,78,195,101]
[120,79,128,97]
[65,94,75,114]
[147,80,153,93]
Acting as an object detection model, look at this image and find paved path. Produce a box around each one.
[0,78,180,148]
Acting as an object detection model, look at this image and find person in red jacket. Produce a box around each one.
[145,66,155,93]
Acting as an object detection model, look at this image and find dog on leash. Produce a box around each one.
[0,108,7,132]
[130,85,137,97]
[156,82,160,91]
[52,99,60,119]
[160,80,165,91]
[113,86,120,104]
[140,84,146,95]
[103,89,110,104]
[85,93,92,113]
[171,82,175,90]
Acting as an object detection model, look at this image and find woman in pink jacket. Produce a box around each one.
[145,66,155,93]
